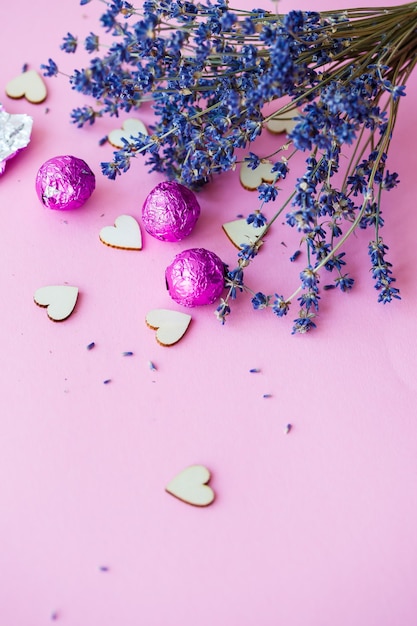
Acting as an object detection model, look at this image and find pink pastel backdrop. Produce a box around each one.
[0,0,416,624]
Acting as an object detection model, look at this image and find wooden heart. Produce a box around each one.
[240,159,275,191]
[266,110,298,134]
[6,70,47,104]
[34,286,79,321]
[222,218,266,249]
[166,465,215,507]
[99,215,142,250]
[145,309,191,346]
[108,118,148,148]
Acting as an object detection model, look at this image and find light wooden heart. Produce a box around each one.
[34,286,79,321]
[108,118,148,148]
[99,215,142,250]
[222,218,267,249]
[166,465,215,507]
[5,70,47,104]
[240,159,275,191]
[145,309,191,346]
[266,110,298,134]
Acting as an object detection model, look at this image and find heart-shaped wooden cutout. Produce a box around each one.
[99,215,142,250]
[6,70,47,104]
[266,110,298,134]
[240,159,275,191]
[145,309,191,346]
[166,465,215,507]
[222,218,267,249]
[108,118,148,148]
[34,286,79,321]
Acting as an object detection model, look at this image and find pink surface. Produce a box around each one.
[1,1,417,624]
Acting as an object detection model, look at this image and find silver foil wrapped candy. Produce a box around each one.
[142,181,200,242]
[35,155,95,210]
[165,248,225,307]
[0,106,33,175]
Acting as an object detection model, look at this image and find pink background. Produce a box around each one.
[1,0,417,624]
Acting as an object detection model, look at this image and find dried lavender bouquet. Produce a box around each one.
[43,0,417,332]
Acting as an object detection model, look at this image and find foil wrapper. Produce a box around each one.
[0,106,33,175]
[35,155,95,210]
[142,181,200,241]
[165,248,225,307]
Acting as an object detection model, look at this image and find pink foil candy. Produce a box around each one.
[165,248,225,307]
[0,106,32,175]
[35,155,95,210]
[142,181,200,241]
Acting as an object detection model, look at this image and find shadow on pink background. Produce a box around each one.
[0,0,416,624]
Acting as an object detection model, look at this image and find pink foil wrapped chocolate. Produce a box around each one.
[165,248,225,307]
[35,155,95,210]
[0,106,33,175]
[142,181,200,241]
